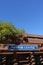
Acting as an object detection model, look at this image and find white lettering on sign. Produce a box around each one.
[8,45,38,51]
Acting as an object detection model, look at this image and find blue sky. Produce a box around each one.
[0,0,43,35]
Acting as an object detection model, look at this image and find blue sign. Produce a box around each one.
[8,45,38,51]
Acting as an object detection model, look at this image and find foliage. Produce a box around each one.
[0,20,25,44]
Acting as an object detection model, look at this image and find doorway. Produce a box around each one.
[17,54,30,65]
[0,54,14,65]
[6,54,14,65]
[34,54,43,65]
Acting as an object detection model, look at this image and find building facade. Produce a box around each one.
[0,34,43,65]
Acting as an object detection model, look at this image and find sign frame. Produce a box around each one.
[8,45,38,51]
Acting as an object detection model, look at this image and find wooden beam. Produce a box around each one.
[0,52,13,54]
[16,51,43,54]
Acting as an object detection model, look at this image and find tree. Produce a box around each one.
[0,20,25,44]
